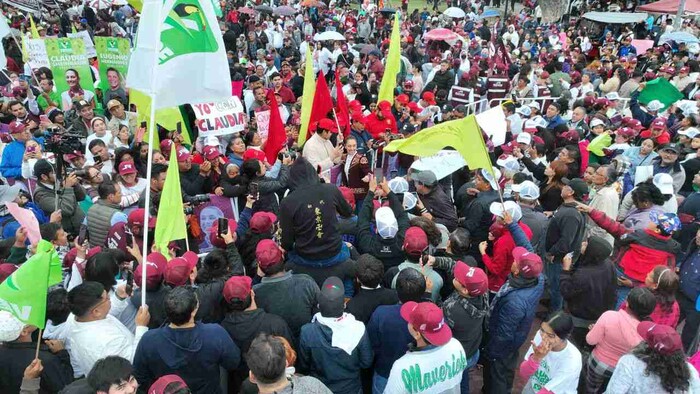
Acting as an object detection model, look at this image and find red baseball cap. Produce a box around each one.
[118,161,138,176]
[348,100,362,110]
[0,263,17,283]
[8,121,25,134]
[400,301,452,346]
[539,71,550,79]
[208,219,238,249]
[63,150,84,161]
[637,321,683,355]
[133,258,163,289]
[453,262,488,296]
[62,246,102,272]
[652,117,667,129]
[176,147,191,163]
[160,139,173,152]
[202,145,221,161]
[128,208,156,229]
[396,94,410,105]
[377,100,392,112]
[317,118,336,132]
[250,211,277,234]
[223,275,253,302]
[164,254,198,287]
[627,118,643,130]
[403,226,428,256]
[512,247,543,278]
[351,112,365,123]
[422,91,436,105]
[407,102,421,113]
[149,375,188,394]
[242,148,267,162]
[680,66,690,74]
[256,239,283,270]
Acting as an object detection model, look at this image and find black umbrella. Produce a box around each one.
[255,5,273,13]
[379,7,396,16]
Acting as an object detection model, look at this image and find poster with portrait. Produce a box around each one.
[95,37,130,98]
[45,38,95,111]
[194,195,238,253]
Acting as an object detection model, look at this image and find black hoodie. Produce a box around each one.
[560,235,617,321]
[280,159,353,260]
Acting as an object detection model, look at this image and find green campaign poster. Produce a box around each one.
[95,37,130,98]
[45,38,95,111]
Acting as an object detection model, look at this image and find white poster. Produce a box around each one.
[475,105,508,147]
[192,96,246,137]
[27,38,48,69]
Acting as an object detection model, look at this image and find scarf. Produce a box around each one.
[313,312,365,355]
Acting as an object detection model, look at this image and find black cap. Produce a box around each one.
[661,143,681,154]
[319,277,344,318]
[248,75,261,84]
[33,159,54,179]
[563,178,588,201]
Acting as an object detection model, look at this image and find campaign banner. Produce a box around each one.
[94,37,130,94]
[45,38,94,110]
[191,97,246,138]
[4,0,41,14]
[194,195,238,253]
[26,38,48,70]
[68,30,96,58]
[255,110,270,139]
[449,86,473,105]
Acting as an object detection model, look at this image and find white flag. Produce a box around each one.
[126,0,231,109]
[0,14,10,69]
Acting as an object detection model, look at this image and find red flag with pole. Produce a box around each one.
[308,71,334,135]
[335,72,351,136]
[263,90,287,164]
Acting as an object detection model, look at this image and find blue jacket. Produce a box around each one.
[367,304,413,378]
[0,140,25,179]
[350,129,373,156]
[629,90,656,128]
[680,245,700,301]
[133,323,240,394]
[297,321,374,394]
[485,275,544,360]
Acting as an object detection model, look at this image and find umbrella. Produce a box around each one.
[379,7,396,15]
[273,5,296,16]
[238,6,255,15]
[443,7,466,19]
[255,4,273,13]
[422,28,459,42]
[301,0,325,7]
[360,45,380,55]
[660,32,700,45]
[314,31,346,41]
[478,9,501,19]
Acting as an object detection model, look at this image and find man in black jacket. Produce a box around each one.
[543,178,587,317]
[345,254,398,324]
[0,311,74,393]
[460,168,501,263]
[412,170,458,231]
[176,147,213,197]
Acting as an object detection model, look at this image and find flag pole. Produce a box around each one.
[34,328,42,359]
[140,94,157,307]
[331,108,343,136]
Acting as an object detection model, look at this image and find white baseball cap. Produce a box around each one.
[653,173,675,195]
[489,200,523,222]
[388,177,409,194]
[512,180,540,200]
[590,118,606,128]
[0,311,24,342]
[375,207,399,239]
[679,127,700,139]
[647,100,665,112]
[516,106,532,117]
[496,155,520,172]
[516,132,532,145]
[403,193,417,211]
[605,92,621,101]
[479,167,502,190]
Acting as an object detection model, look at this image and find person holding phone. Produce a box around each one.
[106,99,138,136]
[302,118,344,179]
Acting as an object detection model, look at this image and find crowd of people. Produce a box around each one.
[2,0,700,393]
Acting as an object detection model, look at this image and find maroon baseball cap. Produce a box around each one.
[149,375,189,394]
[400,301,452,346]
[627,118,643,130]
[128,208,156,229]
[637,321,683,355]
[202,145,221,161]
[164,253,198,287]
[8,121,25,134]
[63,150,84,161]
[208,219,238,249]
[118,161,138,176]
[256,239,283,270]
[652,117,667,129]
[223,275,253,302]
[512,247,543,278]
[250,211,277,234]
[0,263,18,283]
[145,252,168,274]
[453,262,488,296]
[62,246,102,273]
[160,139,173,153]
[176,147,191,163]
[133,258,163,289]
[616,127,636,139]
[403,226,428,256]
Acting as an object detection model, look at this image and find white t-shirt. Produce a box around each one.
[524,332,582,394]
[384,337,466,394]
[606,353,700,394]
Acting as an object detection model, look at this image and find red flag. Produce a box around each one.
[263,90,287,165]
[335,72,351,137]
[308,71,335,135]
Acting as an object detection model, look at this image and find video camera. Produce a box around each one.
[43,127,84,156]
[183,194,211,205]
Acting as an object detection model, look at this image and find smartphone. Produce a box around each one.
[217,217,228,237]
[94,156,102,165]
[125,271,133,296]
[374,168,383,183]
[78,226,88,245]
[140,121,147,129]
[124,227,133,248]
[26,145,36,153]
[421,249,429,266]
[249,182,259,199]
[39,115,49,123]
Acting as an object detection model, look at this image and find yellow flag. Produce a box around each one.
[129,89,191,146]
[297,43,316,146]
[127,0,144,12]
[377,12,401,105]
[384,115,494,175]
[21,34,28,63]
[71,24,77,35]
[154,144,187,254]
[28,15,39,39]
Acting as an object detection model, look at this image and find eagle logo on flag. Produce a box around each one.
[159,0,218,65]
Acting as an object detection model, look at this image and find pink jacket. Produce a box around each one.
[587,309,643,367]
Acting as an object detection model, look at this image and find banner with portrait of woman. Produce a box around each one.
[45,38,95,111]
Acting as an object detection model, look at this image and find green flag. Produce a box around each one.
[0,240,62,329]
[384,115,494,176]
[154,146,188,254]
[638,78,684,110]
